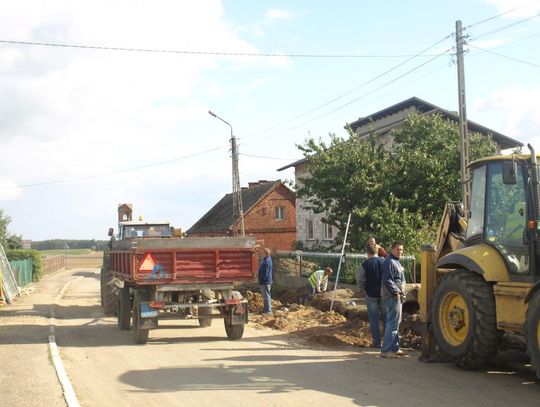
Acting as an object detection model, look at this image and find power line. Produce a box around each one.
[241,34,454,141]
[1,145,227,190]
[471,13,540,40]
[467,43,540,67]
[466,0,540,29]
[0,39,444,59]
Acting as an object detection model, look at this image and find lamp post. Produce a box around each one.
[208,110,245,237]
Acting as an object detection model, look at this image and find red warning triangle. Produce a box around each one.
[139,253,157,272]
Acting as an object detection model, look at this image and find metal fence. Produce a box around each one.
[9,259,33,288]
[275,250,417,284]
[0,244,20,303]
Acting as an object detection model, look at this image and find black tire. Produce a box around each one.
[132,291,150,345]
[525,292,540,379]
[432,269,500,369]
[117,285,131,331]
[100,261,118,316]
[224,318,244,340]
[198,290,215,328]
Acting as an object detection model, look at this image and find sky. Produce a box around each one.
[0,0,539,241]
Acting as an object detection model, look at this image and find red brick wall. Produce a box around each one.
[242,184,296,251]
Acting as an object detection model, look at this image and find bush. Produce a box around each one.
[6,249,44,282]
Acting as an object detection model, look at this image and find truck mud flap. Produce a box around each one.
[140,302,158,329]
[229,303,248,326]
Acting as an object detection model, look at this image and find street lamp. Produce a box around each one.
[208,110,245,237]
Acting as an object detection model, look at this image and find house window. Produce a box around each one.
[275,206,285,220]
[306,219,314,240]
[323,223,333,240]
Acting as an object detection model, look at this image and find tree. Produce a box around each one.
[296,113,497,256]
[0,209,11,247]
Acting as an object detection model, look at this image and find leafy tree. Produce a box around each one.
[7,234,23,250]
[0,209,11,247]
[296,113,497,256]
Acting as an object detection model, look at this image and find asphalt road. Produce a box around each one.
[1,266,540,407]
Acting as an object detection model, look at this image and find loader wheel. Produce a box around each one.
[101,269,118,316]
[198,290,215,328]
[525,293,540,379]
[132,291,150,345]
[117,285,131,331]
[432,269,500,369]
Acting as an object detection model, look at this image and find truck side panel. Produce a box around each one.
[109,248,257,284]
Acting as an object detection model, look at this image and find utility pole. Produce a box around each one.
[456,20,470,214]
[208,111,245,237]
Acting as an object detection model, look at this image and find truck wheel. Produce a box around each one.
[100,264,118,316]
[525,292,540,379]
[132,292,150,344]
[432,269,500,369]
[198,290,215,328]
[224,318,244,340]
[117,285,131,331]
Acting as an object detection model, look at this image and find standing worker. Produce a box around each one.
[258,247,273,315]
[357,245,385,348]
[380,241,406,358]
[367,237,387,258]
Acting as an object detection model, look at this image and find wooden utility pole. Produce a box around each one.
[208,111,245,236]
[456,20,470,214]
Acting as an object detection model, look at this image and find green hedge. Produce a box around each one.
[6,249,44,282]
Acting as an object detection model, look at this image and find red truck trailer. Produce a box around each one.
[101,209,258,344]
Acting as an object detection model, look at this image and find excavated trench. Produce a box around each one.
[241,285,422,350]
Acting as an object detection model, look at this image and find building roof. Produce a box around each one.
[347,96,522,150]
[278,96,523,171]
[186,180,281,234]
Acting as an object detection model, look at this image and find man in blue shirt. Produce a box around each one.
[380,241,406,358]
[357,245,385,348]
[258,247,273,315]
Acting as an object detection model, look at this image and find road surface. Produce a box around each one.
[1,265,539,407]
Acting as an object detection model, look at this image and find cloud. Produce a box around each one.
[264,9,297,21]
[483,0,540,18]
[472,85,540,150]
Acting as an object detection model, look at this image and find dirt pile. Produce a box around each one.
[277,258,319,276]
[245,288,421,350]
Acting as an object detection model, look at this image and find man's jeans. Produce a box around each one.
[381,297,402,353]
[260,284,272,313]
[366,296,385,347]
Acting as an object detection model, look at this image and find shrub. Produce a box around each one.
[6,249,44,282]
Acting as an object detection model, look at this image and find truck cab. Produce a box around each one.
[117,221,173,239]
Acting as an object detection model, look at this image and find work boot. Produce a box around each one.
[395,349,404,356]
[380,352,398,358]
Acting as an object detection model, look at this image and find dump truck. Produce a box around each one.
[419,144,540,378]
[100,204,258,344]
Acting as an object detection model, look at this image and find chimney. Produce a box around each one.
[248,181,259,189]
[118,203,133,223]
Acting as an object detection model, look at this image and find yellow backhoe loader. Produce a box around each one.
[419,144,540,378]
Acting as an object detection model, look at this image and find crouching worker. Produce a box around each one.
[300,267,333,304]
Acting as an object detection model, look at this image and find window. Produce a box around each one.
[306,219,314,240]
[323,222,333,240]
[275,206,285,220]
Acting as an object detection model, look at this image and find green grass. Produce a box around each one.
[38,248,95,256]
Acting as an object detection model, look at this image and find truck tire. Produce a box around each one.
[432,269,500,369]
[525,292,540,379]
[224,318,244,340]
[117,285,131,331]
[100,264,118,317]
[132,291,150,344]
[198,290,215,328]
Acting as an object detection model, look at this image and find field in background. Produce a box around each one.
[39,248,95,256]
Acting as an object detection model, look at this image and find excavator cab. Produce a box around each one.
[420,145,540,378]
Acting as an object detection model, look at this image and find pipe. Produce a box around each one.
[528,143,539,220]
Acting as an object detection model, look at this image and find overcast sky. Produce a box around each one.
[1,0,539,240]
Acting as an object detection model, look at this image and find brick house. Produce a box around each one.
[278,96,523,248]
[186,180,296,251]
